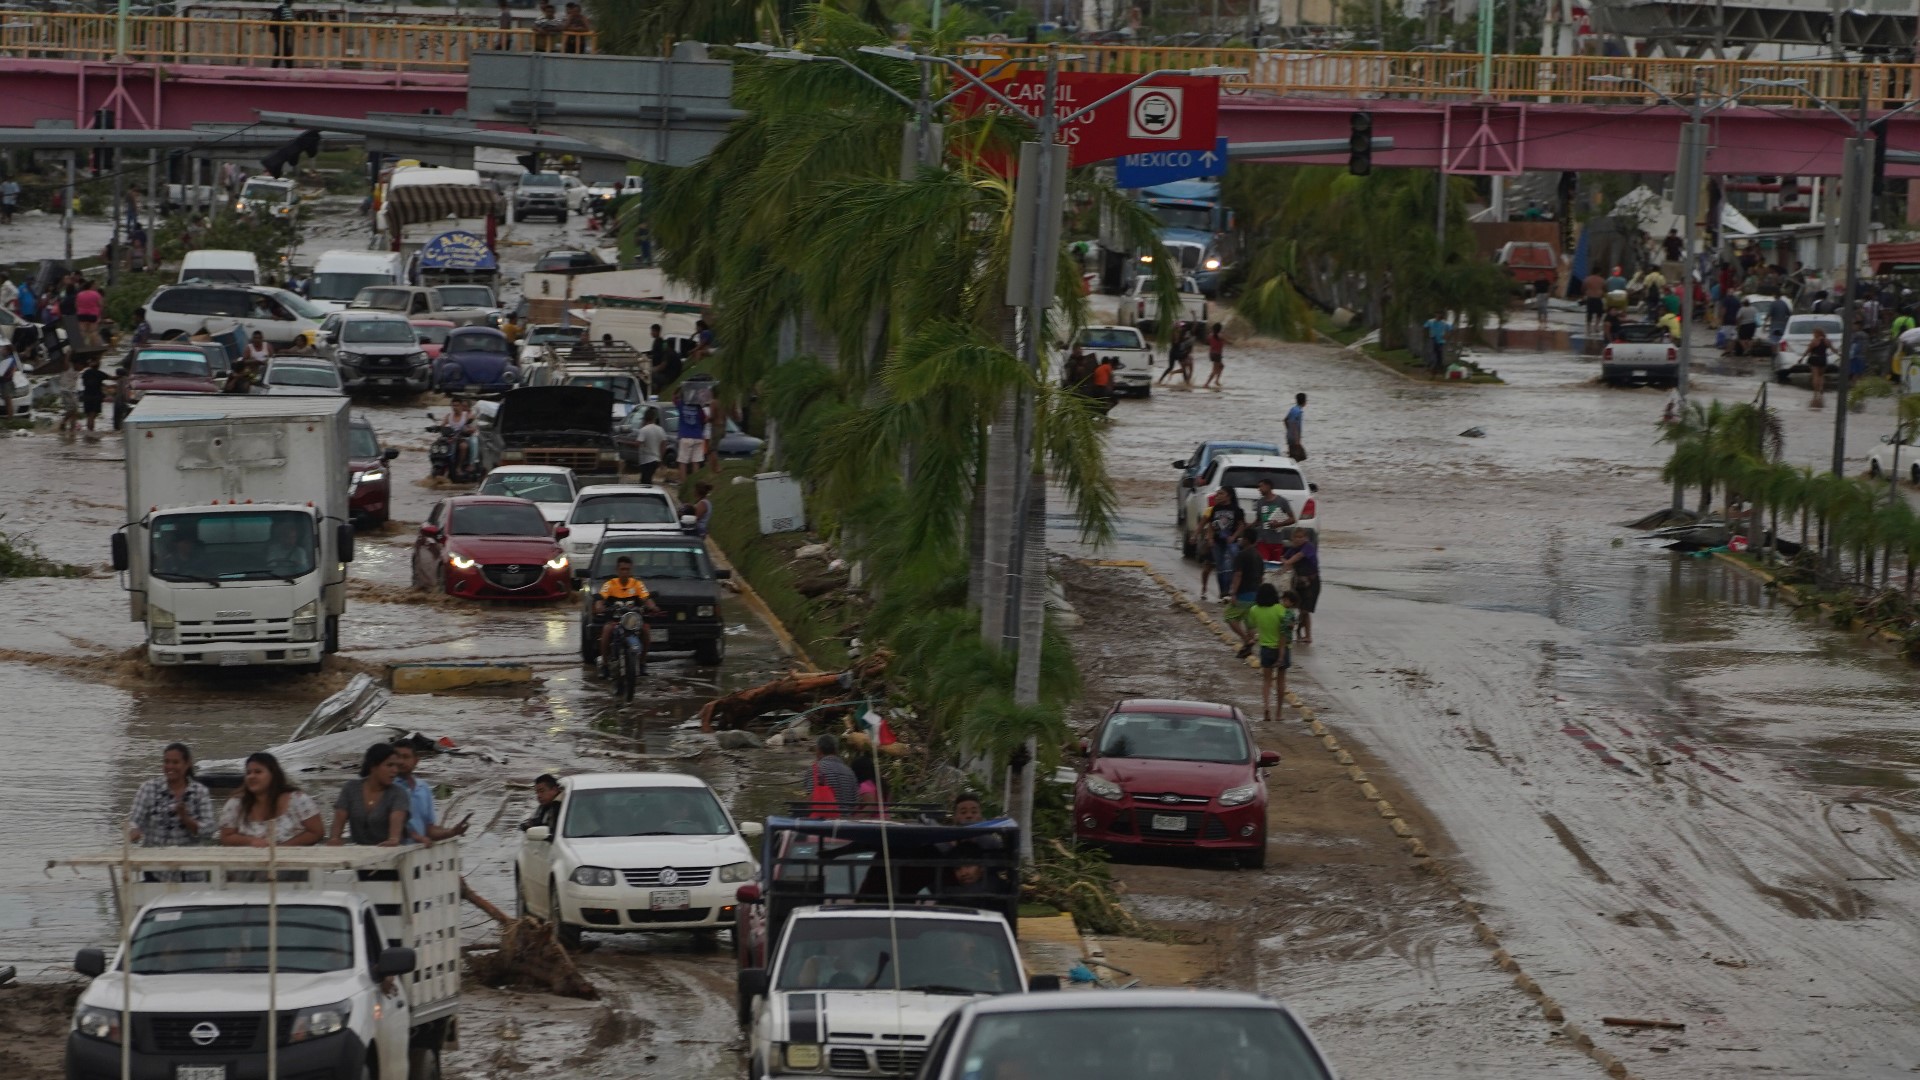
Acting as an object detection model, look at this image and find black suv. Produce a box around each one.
[576,529,730,666]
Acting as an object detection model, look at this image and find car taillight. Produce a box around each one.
[1300,498,1316,519]
[1602,347,1612,361]
[1667,347,1676,361]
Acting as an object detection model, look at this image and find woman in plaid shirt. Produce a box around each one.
[127,743,213,847]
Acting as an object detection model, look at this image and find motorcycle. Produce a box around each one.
[426,423,457,481]
[604,600,646,702]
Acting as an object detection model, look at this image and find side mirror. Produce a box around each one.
[1171,460,1188,469]
[382,448,400,461]
[714,568,732,580]
[1258,750,1280,769]
[419,524,441,539]
[1078,738,1091,757]
[739,820,763,838]
[337,523,355,563]
[524,825,551,842]
[1027,974,1062,992]
[110,532,129,572]
[739,968,769,1000]
[553,525,570,540]
[74,947,106,977]
[375,947,417,978]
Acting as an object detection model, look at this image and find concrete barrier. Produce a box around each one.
[389,661,533,694]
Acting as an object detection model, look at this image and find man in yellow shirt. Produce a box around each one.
[597,555,661,674]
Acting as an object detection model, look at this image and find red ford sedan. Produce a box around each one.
[1072,698,1278,867]
[412,495,573,600]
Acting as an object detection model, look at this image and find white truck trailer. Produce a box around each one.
[112,395,354,667]
[59,843,462,1080]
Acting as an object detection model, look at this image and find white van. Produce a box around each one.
[308,249,407,313]
[178,249,261,285]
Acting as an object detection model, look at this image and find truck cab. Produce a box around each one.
[1099,179,1236,297]
[734,811,1045,1080]
[61,844,462,1080]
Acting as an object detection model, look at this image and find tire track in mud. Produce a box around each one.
[1089,558,1637,1080]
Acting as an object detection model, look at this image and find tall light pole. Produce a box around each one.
[1749,79,1920,485]
[1591,70,1780,511]
[862,45,1240,856]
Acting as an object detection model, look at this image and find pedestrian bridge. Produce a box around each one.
[2,12,1917,179]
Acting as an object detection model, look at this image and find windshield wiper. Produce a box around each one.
[899,984,987,996]
[152,572,220,587]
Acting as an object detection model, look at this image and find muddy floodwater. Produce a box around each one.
[1060,327,1920,1077]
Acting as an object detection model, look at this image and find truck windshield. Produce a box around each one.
[956,1007,1331,1080]
[436,286,494,308]
[570,494,675,525]
[151,511,316,583]
[240,181,291,203]
[1148,204,1214,232]
[1078,329,1143,350]
[356,288,411,311]
[343,320,418,344]
[591,545,707,580]
[128,905,354,975]
[527,326,585,346]
[567,375,640,403]
[775,918,1022,995]
[310,273,394,303]
[562,786,732,838]
[132,352,211,377]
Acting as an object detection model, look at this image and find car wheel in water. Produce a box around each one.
[1871,458,1883,478]
[407,1047,441,1080]
[580,625,598,664]
[1776,369,1791,384]
[550,883,583,949]
[515,867,526,919]
[1911,462,1920,486]
[694,635,724,666]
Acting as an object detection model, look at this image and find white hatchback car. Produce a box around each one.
[1182,453,1318,557]
[562,483,680,561]
[517,772,762,946]
[1772,313,1845,382]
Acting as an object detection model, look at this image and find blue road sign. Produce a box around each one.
[1114,137,1228,187]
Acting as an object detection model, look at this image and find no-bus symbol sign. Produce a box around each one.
[1128,87,1183,140]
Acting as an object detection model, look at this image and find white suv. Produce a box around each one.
[516,771,762,946]
[1182,453,1317,557]
[562,483,680,561]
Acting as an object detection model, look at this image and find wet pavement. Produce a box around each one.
[1057,309,1920,1077]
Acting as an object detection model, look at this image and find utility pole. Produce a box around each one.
[1833,129,1871,479]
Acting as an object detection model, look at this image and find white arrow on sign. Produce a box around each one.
[1199,149,1218,167]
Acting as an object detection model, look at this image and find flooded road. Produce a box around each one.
[1060,324,1920,1077]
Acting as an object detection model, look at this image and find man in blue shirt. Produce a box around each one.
[1766,294,1791,342]
[1423,314,1451,375]
[392,742,470,845]
[1284,393,1306,461]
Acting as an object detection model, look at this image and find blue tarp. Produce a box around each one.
[418,230,497,271]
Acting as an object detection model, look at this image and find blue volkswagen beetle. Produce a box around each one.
[434,326,520,393]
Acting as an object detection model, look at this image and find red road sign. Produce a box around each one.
[954,71,1220,166]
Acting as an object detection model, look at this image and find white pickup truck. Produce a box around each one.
[1115,273,1208,333]
[60,843,462,1080]
[743,906,1051,1080]
[1598,322,1679,387]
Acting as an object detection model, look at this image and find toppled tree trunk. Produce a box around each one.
[466,917,597,1000]
[699,652,891,732]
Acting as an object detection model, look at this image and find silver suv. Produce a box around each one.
[318,310,432,393]
[513,173,569,223]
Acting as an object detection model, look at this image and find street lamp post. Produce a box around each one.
[1591,70,1780,512]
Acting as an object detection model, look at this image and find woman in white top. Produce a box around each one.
[218,751,325,847]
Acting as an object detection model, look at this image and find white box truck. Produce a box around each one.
[307,250,407,314]
[112,394,354,667]
[59,843,462,1080]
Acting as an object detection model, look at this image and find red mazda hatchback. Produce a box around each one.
[1072,698,1277,867]
[412,495,572,600]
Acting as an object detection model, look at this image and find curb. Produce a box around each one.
[388,661,532,693]
[1082,557,1639,1080]
[1709,550,1909,651]
[704,536,819,673]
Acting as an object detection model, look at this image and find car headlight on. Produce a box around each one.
[290,599,319,642]
[1138,254,1153,263]
[1204,258,1221,270]
[1218,783,1259,807]
[286,1000,350,1043]
[544,555,569,571]
[1084,774,1122,801]
[717,861,754,883]
[696,605,714,617]
[449,554,477,570]
[149,605,177,646]
[783,1044,822,1070]
[357,469,385,485]
[73,1005,121,1044]
[570,866,616,886]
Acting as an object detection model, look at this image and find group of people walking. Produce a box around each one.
[1192,477,1320,721]
[1156,321,1229,389]
[126,740,471,853]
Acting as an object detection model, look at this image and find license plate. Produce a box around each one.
[218,653,248,666]
[178,1067,227,1080]
[650,628,669,643]
[1632,369,1648,376]
[1150,814,1187,832]
[650,889,690,910]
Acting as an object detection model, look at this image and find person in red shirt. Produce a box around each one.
[73,279,103,347]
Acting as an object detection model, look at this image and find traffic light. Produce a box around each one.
[1348,111,1372,176]
[259,129,322,180]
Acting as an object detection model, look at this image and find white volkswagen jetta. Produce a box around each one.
[517,771,762,946]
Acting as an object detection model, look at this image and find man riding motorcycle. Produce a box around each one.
[597,555,663,677]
